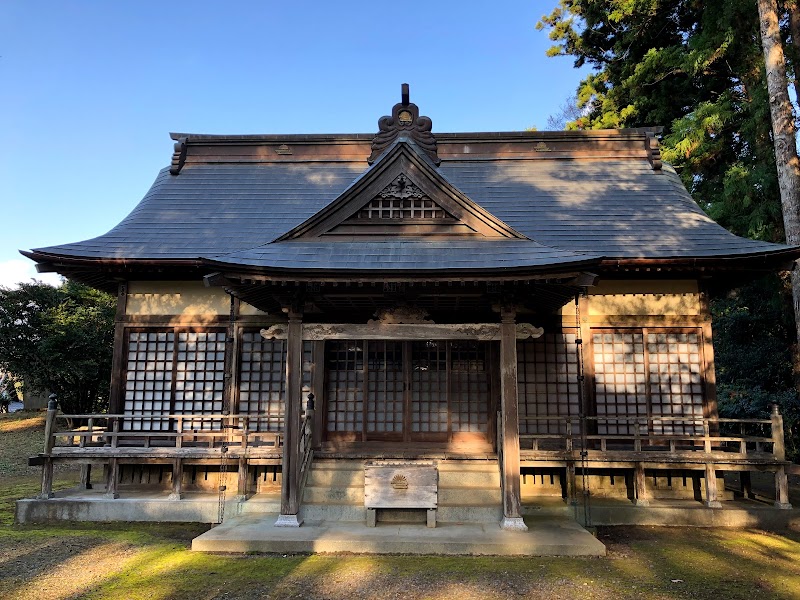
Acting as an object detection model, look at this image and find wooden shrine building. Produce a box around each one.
[21,86,797,531]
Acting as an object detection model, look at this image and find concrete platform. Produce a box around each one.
[191,513,607,556]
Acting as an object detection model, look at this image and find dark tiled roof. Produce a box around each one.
[206,239,600,272]
[30,152,792,272]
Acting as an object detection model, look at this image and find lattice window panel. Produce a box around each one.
[366,341,404,434]
[326,341,364,432]
[123,331,174,431]
[239,334,285,432]
[356,197,450,220]
[449,341,489,433]
[647,331,704,435]
[592,331,647,435]
[517,333,580,435]
[411,341,449,433]
[173,331,226,431]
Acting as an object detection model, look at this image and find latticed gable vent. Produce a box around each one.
[352,174,454,221]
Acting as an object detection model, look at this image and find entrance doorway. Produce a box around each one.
[323,339,495,444]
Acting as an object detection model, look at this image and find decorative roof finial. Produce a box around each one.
[369,83,440,165]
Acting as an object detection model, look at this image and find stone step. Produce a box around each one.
[439,486,500,506]
[300,502,367,522]
[306,469,365,487]
[303,485,364,504]
[439,469,500,487]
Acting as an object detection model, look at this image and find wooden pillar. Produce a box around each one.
[565,462,578,506]
[39,396,58,499]
[634,463,650,506]
[109,283,128,414]
[775,465,793,509]
[704,463,721,508]
[169,459,183,500]
[740,471,754,499]
[237,457,249,500]
[499,307,527,531]
[276,311,304,527]
[39,459,54,499]
[80,464,93,490]
[106,458,120,499]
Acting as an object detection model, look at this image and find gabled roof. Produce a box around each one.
[24,91,800,283]
[278,137,526,241]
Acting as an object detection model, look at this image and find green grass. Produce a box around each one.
[2,412,800,599]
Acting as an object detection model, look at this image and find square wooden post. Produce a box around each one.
[237,457,249,500]
[499,307,527,531]
[80,464,93,490]
[775,465,793,509]
[168,459,183,500]
[106,458,120,499]
[634,463,650,506]
[704,463,721,508]
[276,311,304,527]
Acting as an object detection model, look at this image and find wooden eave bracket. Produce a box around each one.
[645,132,662,171]
[170,136,189,175]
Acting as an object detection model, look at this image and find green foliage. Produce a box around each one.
[0,280,115,414]
[538,0,785,242]
[711,275,800,460]
[539,0,799,458]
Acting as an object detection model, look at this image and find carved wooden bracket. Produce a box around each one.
[260,322,543,341]
[169,137,188,175]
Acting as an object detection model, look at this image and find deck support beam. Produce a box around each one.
[634,463,649,507]
[277,311,304,527]
[499,307,527,531]
[775,465,793,509]
[704,463,721,508]
[169,459,183,500]
[106,458,120,499]
[80,464,93,490]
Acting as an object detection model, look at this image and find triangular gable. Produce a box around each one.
[278,138,527,240]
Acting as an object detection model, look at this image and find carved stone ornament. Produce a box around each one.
[368,306,434,325]
[369,83,440,165]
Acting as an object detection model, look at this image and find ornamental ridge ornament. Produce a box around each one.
[369,83,440,165]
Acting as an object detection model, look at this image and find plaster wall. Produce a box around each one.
[126,281,265,317]
[562,280,702,317]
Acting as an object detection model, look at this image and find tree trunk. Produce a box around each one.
[784,0,800,106]
[758,0,800,345]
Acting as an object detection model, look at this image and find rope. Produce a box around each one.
[575,292,592,527]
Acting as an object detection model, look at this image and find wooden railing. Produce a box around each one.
[44,412,285,452]
[518,408,786,461]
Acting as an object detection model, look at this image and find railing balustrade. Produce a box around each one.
[518,413,784,459]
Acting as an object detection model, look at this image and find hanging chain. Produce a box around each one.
[217,443,229,524]
[575,292,592,527]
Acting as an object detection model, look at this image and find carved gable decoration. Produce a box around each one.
[369,84,439,165]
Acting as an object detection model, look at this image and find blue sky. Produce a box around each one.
[0,1,587,288]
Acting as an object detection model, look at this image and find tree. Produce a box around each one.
[537,0,800,456]
[756,0,800,346]
[0,280,115,414]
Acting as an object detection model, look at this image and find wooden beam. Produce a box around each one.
[169,459,183,500]
[704,463,721,508]
[634,463,649,506]
[276,311,304,527]
[109,283,128,414]
[261,322,543,341]
[499,307,527,531]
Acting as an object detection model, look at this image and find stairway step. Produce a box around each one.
[303,486,363,504]
[439,487,501,506]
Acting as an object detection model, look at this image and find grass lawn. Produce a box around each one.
[1,412,800,600]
